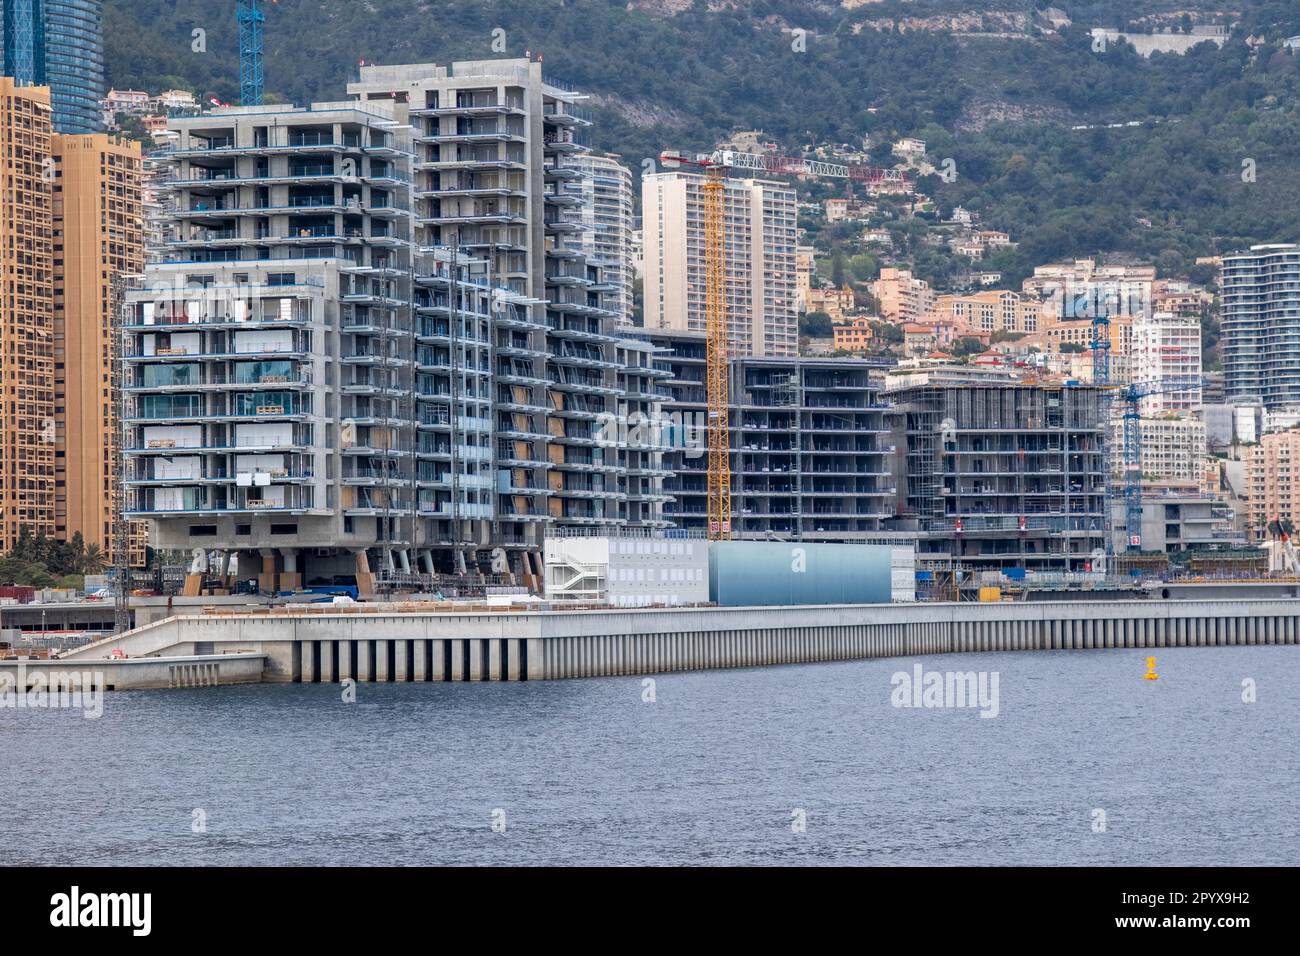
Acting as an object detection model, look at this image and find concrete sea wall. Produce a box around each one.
[58,600,1300,686]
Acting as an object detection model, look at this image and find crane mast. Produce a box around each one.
[1119,376,1201,551]
[237,0,266,107]
[702,167,732,540]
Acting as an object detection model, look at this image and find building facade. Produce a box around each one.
[1247,429,1300,541]
[642,170,798,357]
[650,329,905,542]
[885,367,1109,573]
[0,77,55,551]
[1119,416,1206,484]
[872,267,934,324]
[123,62,667,592]
[931,290,1042,334]
[52,132,144,565]
[1,0,103,133]
[1130,310,1202,412]
[1221,243,1300,408]
[565,153,634,324]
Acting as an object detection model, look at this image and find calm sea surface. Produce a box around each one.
[3,645,1298,866]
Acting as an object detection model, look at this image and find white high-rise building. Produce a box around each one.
[1132,310,1202,414]
[566,154,634,324]
[642,171,798,357]
[1222,243,1300,408]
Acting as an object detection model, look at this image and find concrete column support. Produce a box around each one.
[413,641,427,681]
[357,641,373,682]
[300,641,317,683]
[450,640,465,681]
[527,638,544,680]
[320,641,336,683]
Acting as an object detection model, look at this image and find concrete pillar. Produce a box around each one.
[489,638,502,681]
[419,550,435,574]
[507,639,522,681]
[395,641,410,681]
[338,641,354,681]
[398,549,412,574]
[300,642,317,683]
[375,641,391,682]
[357,640,373,682]
[450,640,465,681]
[527,638,544,680]
[320,640,336,683]
[432,640,447,681]
[413,641,427,681]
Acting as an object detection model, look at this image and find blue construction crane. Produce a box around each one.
[237,0,268,107]
[1118,376,1202,551]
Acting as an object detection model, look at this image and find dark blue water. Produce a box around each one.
[3,645,1298,865]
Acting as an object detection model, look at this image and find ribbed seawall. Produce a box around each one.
[278,603,1300,684]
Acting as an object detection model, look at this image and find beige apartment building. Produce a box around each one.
[52,133,145,565]
[931,290,1043,334]
[1039,312,1135,381]
[643,171,799,357]
[872,267,934,323]
[1116,415,1207,484]
[0,79,56,553]
[1248,429,1300,541]
[0,79,142,562]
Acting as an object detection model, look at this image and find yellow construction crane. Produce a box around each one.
[659,152,733,538]
[660,147,908,540]
[701,165,732,540]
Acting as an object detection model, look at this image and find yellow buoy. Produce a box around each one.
[1143,656,1159,681]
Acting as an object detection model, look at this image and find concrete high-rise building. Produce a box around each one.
[0,77,55,551]
[642,171,797,357]
[566,153,634,324]
[1221,243,1300,408]
[1,0,104,133]
[52,132,144,565]
[349,59,667,555]
[650,329,905,541]
[884,366,1109,573]
[123,62,666,593]
[0,80,129,561]
[1130,310,1201,413]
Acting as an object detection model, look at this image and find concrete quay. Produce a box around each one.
[57,599,1300,686]
[0,652,266,692]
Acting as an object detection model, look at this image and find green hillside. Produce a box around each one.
[105,0,1300,277]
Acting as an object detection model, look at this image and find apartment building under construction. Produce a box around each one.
[884,366,1109,573]
[125,62,667,592]
[651,330,906,541]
